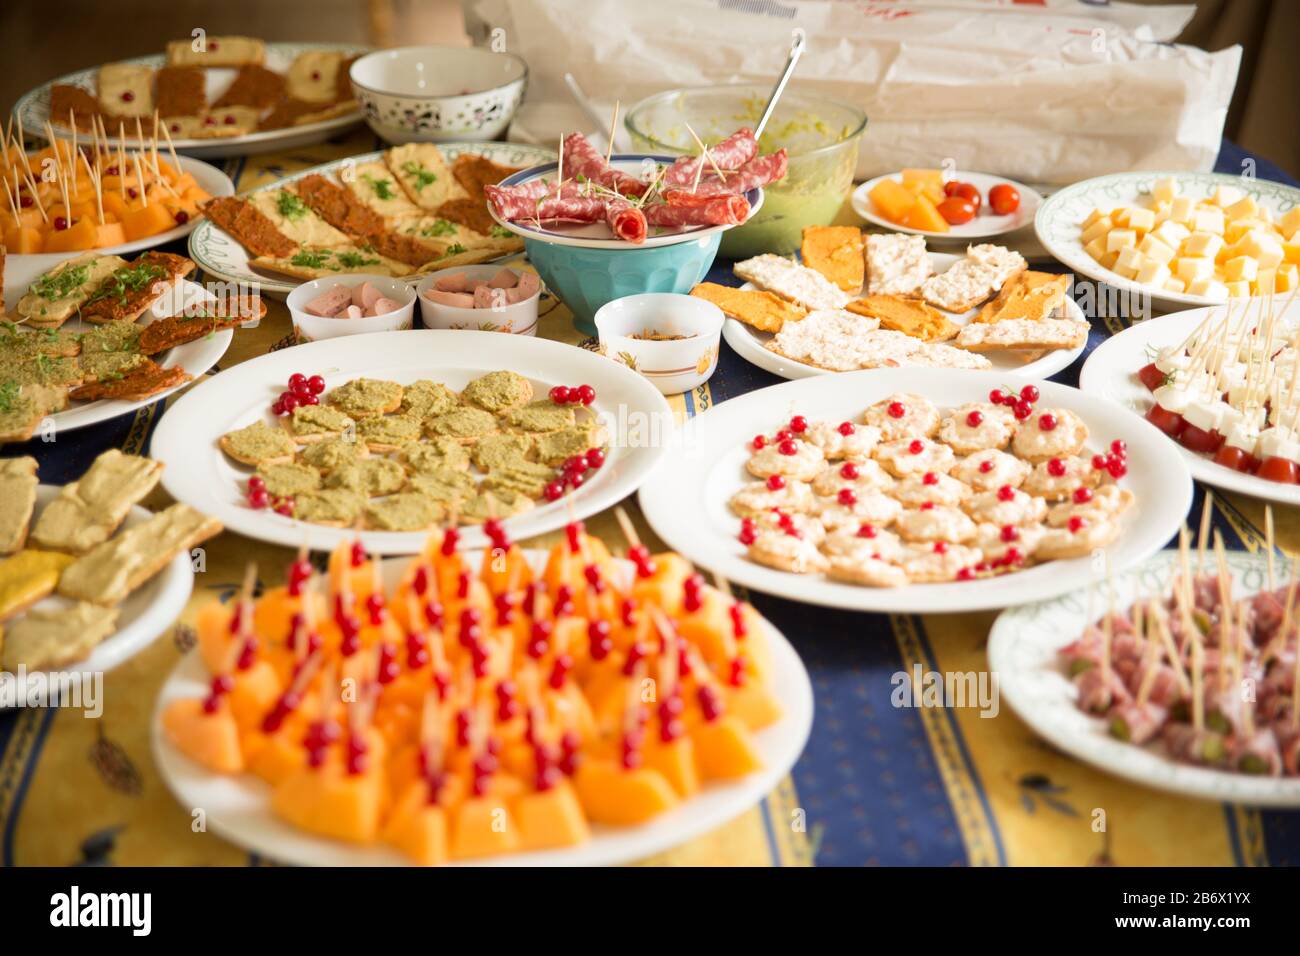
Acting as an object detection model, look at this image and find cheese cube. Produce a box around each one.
[1212,185,1243,207]
[1194,207,1226,235]
[1081,216,1113,245]
[1152,178,1179,204]
[1169,196,1196,224]
[1255,268,1276,296]
[1126,207,1156,232]
[1084,236,1109,263]
[1135,260,1171,287]
[1225,220,1266,245]
[1106,229,1138,253]
[1278,263,1298,292]
[1224,255,1259,282]
[1182,231,1224,259]
[1081,208,1107,230]
[1240,232,1284,269]
[1189,278,1229,301]
[1257,206,1273,224]
[1224,195,1259,222]
[1280,207,1300,240]
[1138,234,1176,265]
[1153,220,1191,248]
[1099,250,1121,271]
[1225,280,1252,298]
[1115,247,1146,276]
[1112,208,1131,228]
[1175,257,1214,283]
[1284,240,1300,265]
[1164,277,1187,294]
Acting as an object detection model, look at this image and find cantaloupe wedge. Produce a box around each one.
[44,217,98,252]
[162,698,244,773]
[900,168,946,205]
[95,222,126,248]
[196,602,237,673]
[644,736,700,798]
[450,797,521,859]
[480,545,533,596]
[513,780,590,851]
[629,552,693,613]
[272,765,384,844]
[542,535,615,594]
[386,797,450,866]
[693,715,762,779]
[3,225,42,254]
[869,178,917,224]
[573,760,678,825]
[900,194,949,233]
[725,682,783,731]
[121,202,175,241]
[228,661,282,733]
[245,729,307,785]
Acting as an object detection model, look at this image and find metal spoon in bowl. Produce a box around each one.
[754,30,807,141]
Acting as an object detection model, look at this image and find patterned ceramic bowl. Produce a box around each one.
[349,45,527,144]
[595,293,724,396]
[286,274,416,342]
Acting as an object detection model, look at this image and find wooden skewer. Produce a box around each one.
[1151,600,1191,696]
[134,152,148,207]
[21,169,47,222]
[1212,530,1233,691]
[1196,493,1213,576]
[1265,505,1276,592]
[1135,598,1163,705]
[612,505,641,549]
[0,176,19,222]
[159,115,183,173]
[603,100,620,167]
[67,111,79,200]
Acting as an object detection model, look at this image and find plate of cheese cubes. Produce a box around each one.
[1035,171,1300,313]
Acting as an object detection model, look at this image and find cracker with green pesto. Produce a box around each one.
[357,414,422,452]
[363,493,444,531]
[461,370,532,413]
[482,459,556,498]
[298,435,368,472]
[77,351,149,383]
[399,379,459,420]
[293,489,366,527]
[502,399,575,434]
[407,469,476,504]
[399,438,470,474]
[219,420,298,466]
[286,403,354,442]
[79,319,141,355]
[471,432,532,471]
[326,377,403,417]
[459,488,535,524]
[424,405,498,443]
[534,423,605,467]
[324,457,407,496]
[256,461,322,497]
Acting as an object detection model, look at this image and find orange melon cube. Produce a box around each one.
[121,202,175,241]
[43,217,98,252]
[386,799,450,866]
[228,661,282,733]
[3,225,42,254]
[869,178,919,225]
[245,728,308,785]
[95,222,126,248]
[644,736,700,798]
[573,760,678,825]
[479,544,534,596]
[899,194,950,233]
[629,551,694,615]
[450,796,521,859]
[512,780,590,852]
[272,765,384,844]
[900,168,946,204]
[161,697,244,773]
[195,602,236,673]
[693,715,763,779]
[725,681,783,731]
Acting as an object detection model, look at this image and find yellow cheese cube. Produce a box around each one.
[1212,185,1243,207]
[1081,216,1114,245]
[1084,236,1109,262]
[1153,220,1190,248]
[1188,278,1229,301]
[1225,280,1252,298]
[1224,195,1259,222]
[1111,208,1130,228]
[1278,263,1298,292]
[1284,240,1300,265]
[1126,207,1156,232]
[1223,255,1259,282]
[1138,234,1176,265]
[1152,178,1179,204]
[1081,208,1107,230]
[1182,231,1224,259]
[1254,268,1276,295]
[1135,260,1171,286]
[1115,246,1146,277]
[1175,257,1214,283]
[1225,220,1265,245]
[1106,229,1138,253]
[1169,196,1196,224]
[1239,232,1284,269]
[1280,207,1300,240]
[1099,249,1120,270]
[1194,207,1226,235]
[1164,277,1187,294]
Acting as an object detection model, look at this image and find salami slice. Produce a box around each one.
[607,201,648,244]
[644,194,750,227]
[561,132,648,197]
[485,185,607,223]
[663,128,758,186]
[675,149,789,197]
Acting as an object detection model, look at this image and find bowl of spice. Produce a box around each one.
[286,274,416,342]
[594,292,723,395]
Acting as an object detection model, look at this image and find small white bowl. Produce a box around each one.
[286,274,416,342]
[349,46,527,144]
[594,293,723,395]
[415,264,541,335]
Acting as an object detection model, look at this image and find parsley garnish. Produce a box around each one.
[32,263,90,301]
[87,263,167,305]
[0,381,17,413]
[277,190,309,221]
[446,243,466,255]
[421,219,457,238]
[336,251,379,269]
[291,249,330,269]
[362,174,395,200]
[490,225,512,238]
[401,162,437,191]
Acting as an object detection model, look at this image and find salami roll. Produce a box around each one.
[663,128,758,186]
[680,149,789,197]
[646,194,750,227]
[485,185,607,223]
[561,132,648,197]
[606,201,648,244]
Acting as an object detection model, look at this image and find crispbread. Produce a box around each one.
[218,420,298,466]
[846,295,957,342]
[0,457,38,554]
[921,244,1026,313]
[286,51,343,103]
[250,245,416,280]
[864,233,931,296]
[385,144,469,210]
[0,602,119,672]
[57,504,222,606]
[30,450,164,554]
[689,282,805,333]
[733,254,852,312]
[166,36,265,67]
[954,318,1089,352]
[801,226,864,292]
[974,271,1070,324]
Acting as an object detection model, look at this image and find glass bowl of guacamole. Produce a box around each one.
[626,85,866,258]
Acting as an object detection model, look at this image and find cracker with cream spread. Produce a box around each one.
[733,254,852,312]
[954,318,1089,352]
[30,450,164,554]
[0,457,39,555]
[864,233,931,296]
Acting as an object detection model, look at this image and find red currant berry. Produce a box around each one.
[569,472,586,489]
[1107,460,1127,479]
[857,523,877,538]
[549,385,572,404]
[766,474,786,491]
[248,476,266,492]
[281,392,300,413]
[174,210,189,225]
[53,216,68,231]
[752,434,767,450]
[585,448,605,469]
[1003,547,1023,564]
[888,401,906,419]
[997,485,1015,502]
[933,541,947,554]
[778,439,798,455]
[248,488,269,509]
[966,410,984,427]
[979,460,994,474]
[1013,401,1033,421]
[274,499,295,517]
[840,462,859,480]
[957,567,976,581]
[775,429,793,443]
[908,439,924,454]
[1000,525,1019,542]
[837,488,857,506]
[1068,515,1086,533]
[989,389,1007,405]
[1039,413,1058,431]
[288,373,307,392]
[576,384,596,405]
[1047,458,1067,477]
[1020,385,1040,403]
[919,502,935,511]
[1092,454,1108,470]
[543,480,565,501]
[307,375,326,395]
[838,421,855,436]
[789,415,808,433]
[1073,486,1093,504]
[922,472,938,486]
[1110,439,1127,457]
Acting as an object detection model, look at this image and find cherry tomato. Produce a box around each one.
[1213,445,1253,473]
[989,183,1021,215]
[1145,403,1185,437]
[937,197,977,226]
[1178,423,1224,454]
[1137,362,1166,392]
[947,182,981,210]
[1257,456,1300,484]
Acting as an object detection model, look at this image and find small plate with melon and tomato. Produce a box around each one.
[1079,303,1300,507]
[852,169,1041,242]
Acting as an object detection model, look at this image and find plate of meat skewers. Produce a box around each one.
[990,516,1300,806]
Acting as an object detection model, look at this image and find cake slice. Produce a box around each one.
[97,63,154,119]
[864,233,931,295]
[166,36,265,67]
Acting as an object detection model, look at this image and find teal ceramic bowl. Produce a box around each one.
[491,153,762,335]
[523,234,722,335]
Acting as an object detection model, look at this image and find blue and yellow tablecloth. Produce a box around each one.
[2,130,1297,866]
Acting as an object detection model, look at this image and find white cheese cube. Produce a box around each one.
[1224,255,1259,282]
[1213,185,1243,207]
[1194,207,1226,235]
[1182,231,1224,259]
[1189,278,1229,301]
[1175,257,1214,283]
[1153,220,1191,248]
[1152,178,1179,204]
[1278,263,1298,292]
[1106,228,1138,253]
[1225,280,1252,298]
[1240,232,1284,269]
[1224,195,1259,221]
[1126,207,1156,232]
[1115,247,1147,276]
[1164,277,1187,294]
[1255,268,1277,295]
[1138,234,1176,265]
[1169,196,1196,224]
[1081,216,1113,245]
[1135,260,1171,286]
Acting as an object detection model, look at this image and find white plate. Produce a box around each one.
[149,330,671,554]
[721,253,1086,381]
[152,550,814,866]
[1,278,232,439]
[16,43,366,160]
[4,155,234,273]
[488,154,764,250]
[990,550,1300,806]
[1078,303,1300,507]
[638,367,1192,614]
[4,486,194,688]
[851,171,1041,241]
[1035,170,1300,313]
[187,141,557,297]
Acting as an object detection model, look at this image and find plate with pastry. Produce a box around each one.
[15,41,367,159]
[0,252,248,444]
[851,169,1041,241]
[707,230,1087,381]
[187,140,556,297]
[1,459,220,697]
[638,367,1191,613]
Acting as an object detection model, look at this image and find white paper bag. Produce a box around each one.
[470,0,1241,184]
